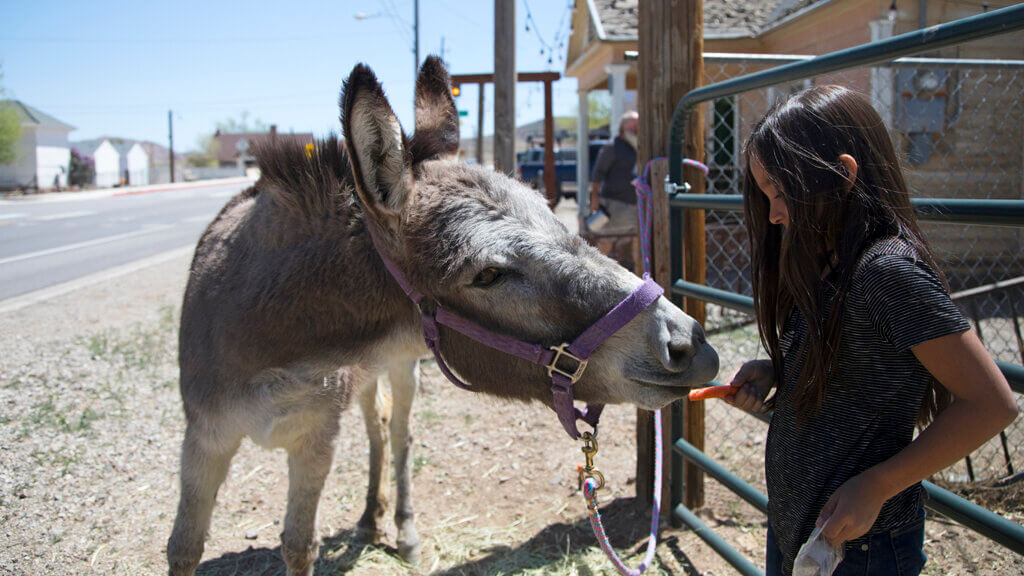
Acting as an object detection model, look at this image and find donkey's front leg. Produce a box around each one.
[389,358,421,563]
[355,375,391,545]
[280,411,339,576]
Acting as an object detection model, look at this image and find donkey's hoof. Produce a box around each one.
[353,525,385,547]
[398,539,422,565]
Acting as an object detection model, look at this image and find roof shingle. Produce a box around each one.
[591,0,823,40]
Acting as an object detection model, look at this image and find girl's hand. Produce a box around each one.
[817,470,890,546]
[723,359,774,412]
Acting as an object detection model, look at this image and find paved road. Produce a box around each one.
[0,180,251,301]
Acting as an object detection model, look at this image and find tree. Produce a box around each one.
[216,110,268,134]
[188,133,221,167]
[588,92,611,131]
[0,65,21,165]
[68,148,94,187]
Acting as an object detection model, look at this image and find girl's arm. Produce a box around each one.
[819,329,1018,545]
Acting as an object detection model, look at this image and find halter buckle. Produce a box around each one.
[547,343,588,383]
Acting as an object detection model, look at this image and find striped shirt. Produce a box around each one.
[766,237,969,574]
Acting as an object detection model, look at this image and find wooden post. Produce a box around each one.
[476,82,485,164]
[637,0,705,513]
[543,79,556,206]
[494,0,516,175]
[681,0,707,511]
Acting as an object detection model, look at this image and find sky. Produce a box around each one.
[0,0,583,152]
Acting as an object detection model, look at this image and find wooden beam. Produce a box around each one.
[494,0,516,175]
[451,72,560,86]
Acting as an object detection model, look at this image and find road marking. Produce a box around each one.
[0,224,173,266]
[0,212,28,219]
[0,244,196,314]
[35,210,97,221]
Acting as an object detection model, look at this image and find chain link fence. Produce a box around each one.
[695,47,1024,490]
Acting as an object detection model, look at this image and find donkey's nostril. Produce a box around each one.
[667,338,692,368]
[668,344,690,367]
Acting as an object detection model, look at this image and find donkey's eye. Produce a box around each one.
[472,267,503,287]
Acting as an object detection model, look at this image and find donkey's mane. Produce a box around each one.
[252,135,356,222]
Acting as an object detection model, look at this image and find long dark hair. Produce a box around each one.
[742,85,950,426]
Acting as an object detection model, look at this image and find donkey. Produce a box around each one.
[167,56,719,576]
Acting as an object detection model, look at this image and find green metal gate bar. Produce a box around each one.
[669,194,1024,227]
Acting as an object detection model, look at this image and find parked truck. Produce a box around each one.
[516,140,608,205]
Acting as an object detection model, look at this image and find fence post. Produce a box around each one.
[681,0,707,512]
[647,159,678,523]
[637,0,706,514]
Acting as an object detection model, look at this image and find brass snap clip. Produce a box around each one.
[577,430,605,493]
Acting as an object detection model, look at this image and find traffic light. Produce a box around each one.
[451,85,461,97]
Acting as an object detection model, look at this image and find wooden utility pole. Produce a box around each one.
[476,83,485,164]
[494,0,516,175]
[636,0,705,513]
[168,109,175,184]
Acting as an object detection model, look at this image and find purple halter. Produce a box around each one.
[368,226,663,439]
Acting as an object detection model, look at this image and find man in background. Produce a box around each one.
[589,110,639,268]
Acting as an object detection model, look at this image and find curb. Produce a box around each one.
[0,177,255,205]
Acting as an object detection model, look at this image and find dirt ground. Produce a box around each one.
[1,249,1022,575]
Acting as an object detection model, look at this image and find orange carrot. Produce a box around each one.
[688,384,740,402]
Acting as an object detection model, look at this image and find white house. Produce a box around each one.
[138,141,184,184]
[74,138,120,188]
[114,140,149,186]
[0,100,75,190]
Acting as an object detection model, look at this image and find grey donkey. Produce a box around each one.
[166,56,719,576]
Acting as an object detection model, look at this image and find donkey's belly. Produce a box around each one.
[242,365,358,449]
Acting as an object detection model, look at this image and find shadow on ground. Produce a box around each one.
[194,497,703,575]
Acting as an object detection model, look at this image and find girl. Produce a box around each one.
[725,85,1018,575]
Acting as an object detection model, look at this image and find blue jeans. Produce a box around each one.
[766,509,927,576]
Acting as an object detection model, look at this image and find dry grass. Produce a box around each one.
[2,256,1022,575]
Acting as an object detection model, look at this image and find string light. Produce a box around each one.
[521,0,571,69]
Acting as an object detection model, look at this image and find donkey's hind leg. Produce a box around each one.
[280,409,340,576]
[355,374,391,546]
[389,358,421,563]
[167,422,241,576]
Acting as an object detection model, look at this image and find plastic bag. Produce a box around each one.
[793,525,844,576]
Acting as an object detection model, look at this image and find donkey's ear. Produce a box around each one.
[341,63,413,225]
[410,55,460,163]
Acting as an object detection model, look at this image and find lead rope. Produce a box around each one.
[582,156,707,575]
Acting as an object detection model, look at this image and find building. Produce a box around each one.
[113,140,150,186]
[136,141,185,184]
[72,138,121,188]
[565,0,1024,288]
[0,100,75,191]
[212,125,314,170]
